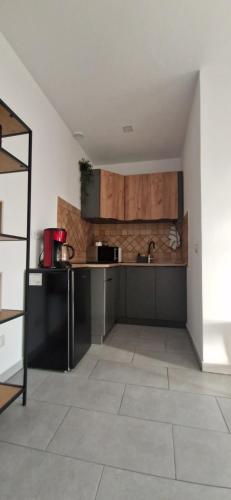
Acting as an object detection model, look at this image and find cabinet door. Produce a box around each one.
[126,267,155,320]
[90,269,105,337]
[124,174,147,220]
[155,267,187,322]
[100,170,124,220]
[71,269,91,368]
[125,172,179,221]
[105,268,117,333]
[105,278,114,334]
[117,267,126,319]
[81,170,100,219]
[154,172,178,220]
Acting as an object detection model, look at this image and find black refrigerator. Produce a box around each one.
[27,268,91,371]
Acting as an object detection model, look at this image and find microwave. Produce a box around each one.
[87,246,122,263]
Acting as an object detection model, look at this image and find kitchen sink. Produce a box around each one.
[136,255,149,263]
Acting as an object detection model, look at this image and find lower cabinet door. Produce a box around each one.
[105,269,116,334]
[71,269,91,368]
[155,267,187,322]
[126,267,155,320]
[117,267,126,319]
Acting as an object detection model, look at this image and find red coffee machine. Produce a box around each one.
[42,228,67,268]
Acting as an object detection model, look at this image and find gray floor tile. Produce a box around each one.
[133,349,198,369]
[70,355,98,378]
[8,368,50,397]
[90,359,168,389]
[0,399,69,449]
[88,344,134,363]
[5,324,230,499]
[166,336,193,352]
[0,441,102,500]
[217,397,231,431]
[120,385,227,432]
[174,425,231,488]
[48,407,175,478]
[112,324,142,336]
[107,330,140,341]
[96,467,231,500]
[135,336,166,351]
[138,326,169,339]
[165,329,193,352]
[165,328,190,340]
[32,372,125,413]
[169,367,231,397]
[105,336,137,350]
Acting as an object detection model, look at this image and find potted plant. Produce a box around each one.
[79,158,93,205]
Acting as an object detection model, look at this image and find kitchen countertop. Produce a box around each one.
[72,262,187,268]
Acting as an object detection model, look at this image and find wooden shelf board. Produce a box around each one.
[0,147,28,173]
[0,100,30,136]
[0,233,27,241]
[0,309,24,324]
[0,383,23,412]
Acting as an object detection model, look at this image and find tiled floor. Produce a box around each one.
[1,325,231,499]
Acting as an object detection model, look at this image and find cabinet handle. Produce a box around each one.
[106,278,112,281]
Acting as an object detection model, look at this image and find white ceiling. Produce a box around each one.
[0,0,231,164]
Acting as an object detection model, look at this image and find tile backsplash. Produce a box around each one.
[57,197,93,263]
[57,197,188,264]
[92,222,183,263]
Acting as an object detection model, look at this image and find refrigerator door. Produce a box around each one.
[70,269,91,369]
[27,269,70,371]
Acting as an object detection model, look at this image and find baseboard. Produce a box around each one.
[202,362,231,375]
[0,360,23,382]
[118,318,186,328]
[186,324,231,374]
[92,335,104,345]
[186,323,202,370]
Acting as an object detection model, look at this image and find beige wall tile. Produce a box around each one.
[57,197,186,264]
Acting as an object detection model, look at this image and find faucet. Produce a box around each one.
[147,240,156,263]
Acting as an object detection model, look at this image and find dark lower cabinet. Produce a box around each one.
[90,267,118,343]
[120,266,187,326]
[118,267,126,319]
[105,268,117,334]
[126,267,155,320]
[90,265,187,344]
[155,267,187,322]
[71,269,91,368]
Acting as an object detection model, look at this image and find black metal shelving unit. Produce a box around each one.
[0,98,32,414]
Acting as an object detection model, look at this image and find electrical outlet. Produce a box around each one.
[0,334,5,348]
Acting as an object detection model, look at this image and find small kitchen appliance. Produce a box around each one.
[58,243,75,267]
[27,268,91,371]
[87,245,121,263]
[41,228,72,268]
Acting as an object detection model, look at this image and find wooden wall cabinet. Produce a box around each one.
[100,170,124,220]
[81,168,183,221]
[125,171,182,221]
[81,169,124,220]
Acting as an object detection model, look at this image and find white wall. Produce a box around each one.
[182,78,203,361]
[200,66,231,373]
[0,33,86,377]
[97,158,181,175]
